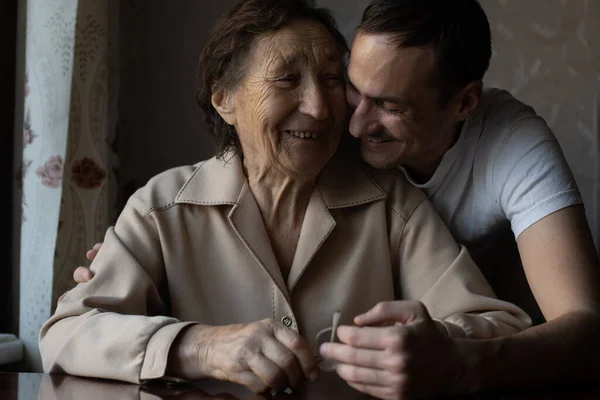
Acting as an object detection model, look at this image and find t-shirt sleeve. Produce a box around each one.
[492,116,583,238]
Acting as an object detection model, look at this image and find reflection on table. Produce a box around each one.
[1,372,599,400]
[4,372,369,400]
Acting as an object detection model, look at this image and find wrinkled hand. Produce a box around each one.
[320,301,462,400]
[174,319,319,394]
[57,242,101,303]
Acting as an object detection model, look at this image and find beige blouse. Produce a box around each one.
[39,152,531,384]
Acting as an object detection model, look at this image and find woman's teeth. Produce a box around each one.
[287,130,320,139]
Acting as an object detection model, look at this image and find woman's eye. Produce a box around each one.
[323,74,343,85]
[277,75,298,83]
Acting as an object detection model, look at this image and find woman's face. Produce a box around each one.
[216,19,347,179]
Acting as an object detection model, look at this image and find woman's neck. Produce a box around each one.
[244,162,316,228]
[243,160,317,279]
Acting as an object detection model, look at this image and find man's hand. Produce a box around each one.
[319,301,462,400]
[57,242,101,303]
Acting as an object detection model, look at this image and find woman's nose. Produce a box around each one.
[299,83,330,120]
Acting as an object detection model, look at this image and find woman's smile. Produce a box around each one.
[285,130,322,140]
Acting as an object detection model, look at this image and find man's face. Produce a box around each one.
[347,32,461,171]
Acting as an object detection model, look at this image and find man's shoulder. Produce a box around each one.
[469,88,555,155]
[478,88,538,127]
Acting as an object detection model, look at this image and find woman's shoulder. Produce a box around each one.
[127,160,211,216]
[365,166,429,220]
[322,151,428,221]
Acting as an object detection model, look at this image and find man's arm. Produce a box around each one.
[319,195,532,399]
[57,243,99,303]
[518,205,600,322]
[459,205,600,389]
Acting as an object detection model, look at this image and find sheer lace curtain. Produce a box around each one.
[13,0,119,370]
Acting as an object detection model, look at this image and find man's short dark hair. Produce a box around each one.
[195,0,349,159]
[358,0,491,105]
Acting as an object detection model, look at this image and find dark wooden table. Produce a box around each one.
[1,372,599,399]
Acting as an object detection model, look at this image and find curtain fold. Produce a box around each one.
[15,0,118,370]
[52,0,119,312]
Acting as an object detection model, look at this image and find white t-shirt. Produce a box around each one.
[398,88,583,321]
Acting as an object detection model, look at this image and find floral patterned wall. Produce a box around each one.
[482,0,599,247]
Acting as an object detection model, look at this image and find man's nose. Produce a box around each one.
[349,101,377,138]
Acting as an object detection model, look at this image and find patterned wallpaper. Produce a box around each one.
[482,0,599,247]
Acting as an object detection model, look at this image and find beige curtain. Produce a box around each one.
[15,0,118,371]
[52,0,119,313]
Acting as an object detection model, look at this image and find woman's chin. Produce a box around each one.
[278,142,338,178]
[280,155,333,179]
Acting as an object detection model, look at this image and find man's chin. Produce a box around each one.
[360,147,401,170]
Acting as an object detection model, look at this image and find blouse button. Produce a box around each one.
[281,316,293,327]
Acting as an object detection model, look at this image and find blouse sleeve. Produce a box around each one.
[39,195,194,383]
[397,198,532,338]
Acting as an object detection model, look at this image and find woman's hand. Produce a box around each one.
[320,301,463,400]
[170,319,320,394]
[57,243,101,303]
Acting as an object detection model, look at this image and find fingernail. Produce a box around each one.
[309,371,319,382]
[319,343,327,357]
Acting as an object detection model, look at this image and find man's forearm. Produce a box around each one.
[454,311,600,392]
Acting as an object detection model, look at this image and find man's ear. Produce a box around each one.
[211,88,236,126]
[453,80,482,122]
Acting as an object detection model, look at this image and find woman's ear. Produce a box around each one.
[212,88,236,125]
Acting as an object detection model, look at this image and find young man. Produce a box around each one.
[66,0,600,398]
[319,0,600,398]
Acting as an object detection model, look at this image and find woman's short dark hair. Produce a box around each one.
[358,0,491,106]
[195,0,349,159]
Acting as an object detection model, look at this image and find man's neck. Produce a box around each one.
[404,121,464,184]
[404,160,442,185]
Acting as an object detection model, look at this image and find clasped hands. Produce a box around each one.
[168,301,459,400]
[65,248,460,399]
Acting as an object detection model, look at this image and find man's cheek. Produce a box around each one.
[346,88,360,110]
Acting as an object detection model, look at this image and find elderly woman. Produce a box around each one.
[40,0,530,397]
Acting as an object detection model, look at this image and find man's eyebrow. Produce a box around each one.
[374,95,416,108]
[346,76,416,108]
